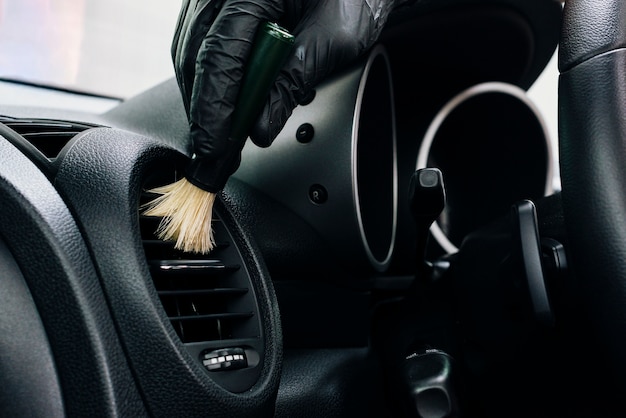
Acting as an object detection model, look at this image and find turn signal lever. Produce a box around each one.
[405,170,459,417]
[409,168,446,279]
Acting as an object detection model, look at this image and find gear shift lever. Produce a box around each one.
[408,168,446,278]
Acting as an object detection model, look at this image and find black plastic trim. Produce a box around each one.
[53,127,282,417]
[0,134,146,417]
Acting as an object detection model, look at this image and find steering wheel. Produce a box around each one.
[559,0,626,408]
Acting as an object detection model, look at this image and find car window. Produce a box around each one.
[0,0,180,99]
[0,0,559,171]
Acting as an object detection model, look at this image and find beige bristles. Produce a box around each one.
[141,178,216,254]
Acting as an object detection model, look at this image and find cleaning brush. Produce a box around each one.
[142,22,295,254]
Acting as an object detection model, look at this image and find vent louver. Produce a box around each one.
[138,170,263,355]
[140,212,260,345]
[0,116,99,158]
[139,172,266,392]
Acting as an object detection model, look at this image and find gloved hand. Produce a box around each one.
[172,0,397,192]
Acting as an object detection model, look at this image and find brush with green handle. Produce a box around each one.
[143,22,295,254]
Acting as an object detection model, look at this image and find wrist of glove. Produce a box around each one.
[185,152,241,193]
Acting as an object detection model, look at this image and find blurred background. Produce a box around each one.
[0,0,558,159]
[0,0,180,98]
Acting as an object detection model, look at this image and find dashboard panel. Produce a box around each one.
[0,1,563,416]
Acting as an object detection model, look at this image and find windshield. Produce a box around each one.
[0,0,180,99]
[0,0,558,158]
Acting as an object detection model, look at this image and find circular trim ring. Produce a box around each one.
[416,81,554,254]
[352,45,398,271]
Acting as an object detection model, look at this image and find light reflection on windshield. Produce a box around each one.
[0,0,180,98]
[0,0,559,155]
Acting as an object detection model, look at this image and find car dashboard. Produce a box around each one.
[0,1,570,417]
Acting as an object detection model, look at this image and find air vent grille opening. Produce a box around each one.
[0,115,99,158]
[139,177,261,346]
[139,170,267,392]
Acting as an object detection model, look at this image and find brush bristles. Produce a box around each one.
[141,178,216,254]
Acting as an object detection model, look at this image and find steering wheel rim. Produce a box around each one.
[559,0,626,402]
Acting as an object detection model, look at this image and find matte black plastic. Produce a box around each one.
[0,236,64,417]
[512,200,554,327]
[54,128,282,417]
[0,135,146,417]
[234,46,398,275]
[275,348,386,418]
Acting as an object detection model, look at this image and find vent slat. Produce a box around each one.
[169,312,253,322]
[140,175,259,345]
[0,116,100,158]
[149,259,239,273]
[22,132,78,138]
[142,238,230,253]
[158,288,248,297]
[13,124,74,131]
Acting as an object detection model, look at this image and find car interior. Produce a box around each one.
[2,0,624,416]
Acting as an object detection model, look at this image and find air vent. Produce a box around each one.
[141,213,257,344]
[0,115,99,158]
[138,173,265,393]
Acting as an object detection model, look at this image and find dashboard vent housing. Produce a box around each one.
[141,211,259,343]
[0,115,99,158]
[138,174,265,392]
[141,213,257,344]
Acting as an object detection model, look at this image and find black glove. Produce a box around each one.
[172,0,396,192]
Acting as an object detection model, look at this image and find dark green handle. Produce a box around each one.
[184,22,294,192]
[229,22,295,143]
